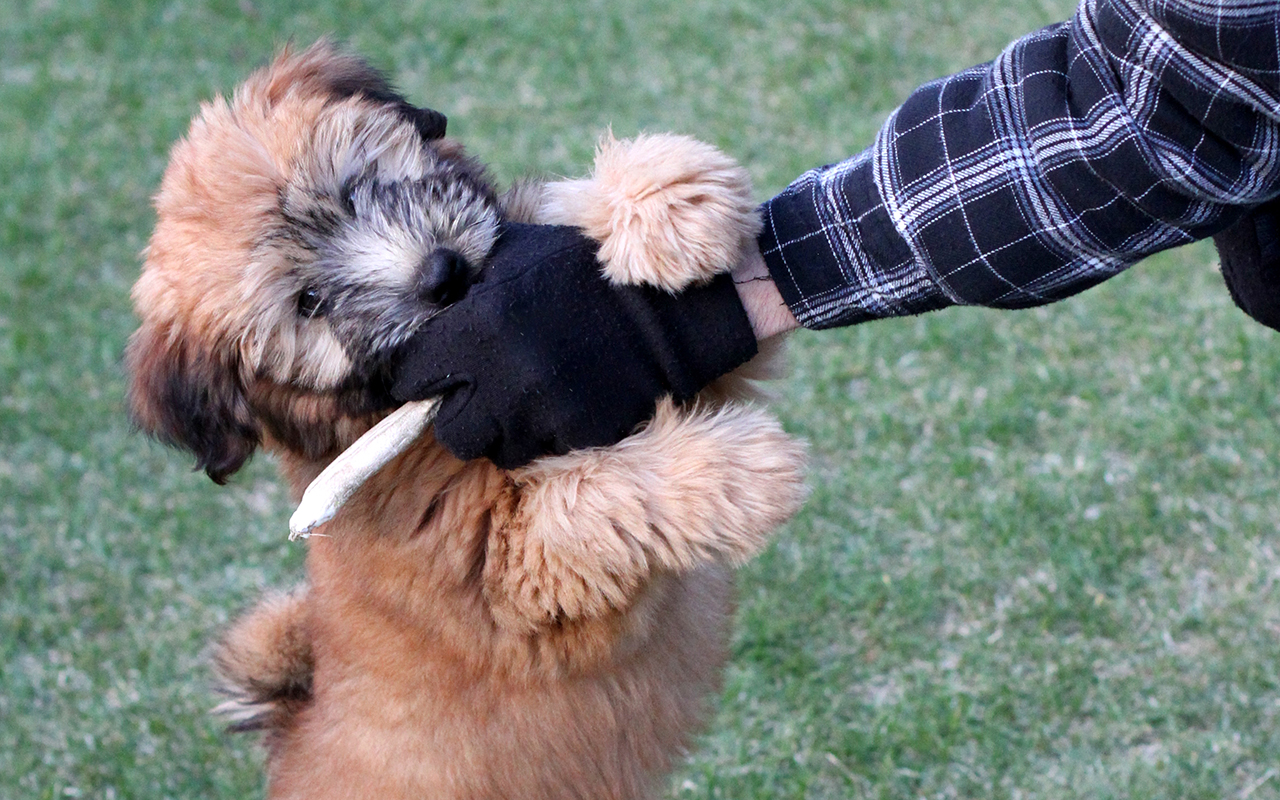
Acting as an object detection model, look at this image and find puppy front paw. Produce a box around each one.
[487,400,806,633]
[539,133,761,292]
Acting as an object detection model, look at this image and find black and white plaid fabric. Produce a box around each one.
[760,0,1280,329]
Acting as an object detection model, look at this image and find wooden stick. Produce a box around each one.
[289,397,442,539]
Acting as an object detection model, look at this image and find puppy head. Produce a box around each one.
[127,41,501,482]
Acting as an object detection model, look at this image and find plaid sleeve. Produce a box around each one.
[760,0,1280,329]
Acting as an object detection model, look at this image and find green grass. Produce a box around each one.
[3,0,1279,798]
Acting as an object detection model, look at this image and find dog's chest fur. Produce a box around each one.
[266,438,735,799]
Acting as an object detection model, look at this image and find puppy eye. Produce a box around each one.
[338,178,356,216]
[297,287,327,318]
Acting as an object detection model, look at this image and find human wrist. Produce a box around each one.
[731,244,799,340]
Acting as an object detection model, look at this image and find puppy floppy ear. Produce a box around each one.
[398,104,447,141]
[283,40,447,140]
[125,323,261,484]
[329,63,448,140]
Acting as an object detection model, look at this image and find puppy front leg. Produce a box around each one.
[498,178,551,225]
[483,399,806,632]
[514,133,761,292]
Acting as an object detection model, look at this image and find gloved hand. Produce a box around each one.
[1215,199,1280,331]
[390,223,759,469]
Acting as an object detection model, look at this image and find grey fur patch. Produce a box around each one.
[262,103,502,379]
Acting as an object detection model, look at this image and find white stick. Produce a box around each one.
[288,397,442,539]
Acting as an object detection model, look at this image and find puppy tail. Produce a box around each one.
[211,587,313,733]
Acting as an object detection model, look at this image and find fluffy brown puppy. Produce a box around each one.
[126,41,806,800]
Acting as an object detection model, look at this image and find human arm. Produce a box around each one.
[392,0,1280,469]
[760,0,1280,329]
[731,243,800,340]
[677,0,1280,348]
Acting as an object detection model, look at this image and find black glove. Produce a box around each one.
[390,223,759,469]
[1215,199,1280,331]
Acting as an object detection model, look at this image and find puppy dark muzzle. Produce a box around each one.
[418,248,471,306]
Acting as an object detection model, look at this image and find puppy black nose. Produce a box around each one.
[418,248,470,306]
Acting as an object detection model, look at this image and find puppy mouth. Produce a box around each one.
[350,369,400,414]
[350,248,482,400]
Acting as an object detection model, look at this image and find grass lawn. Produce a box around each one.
[3,0,1279,798]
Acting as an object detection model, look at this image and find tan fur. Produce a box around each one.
[539,133,763,293]
[212,588,313,733]
[129,42,806,799]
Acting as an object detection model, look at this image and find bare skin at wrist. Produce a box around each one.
[732,245,799,340]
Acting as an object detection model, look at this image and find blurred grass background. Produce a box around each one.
[3,0,1279,797]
